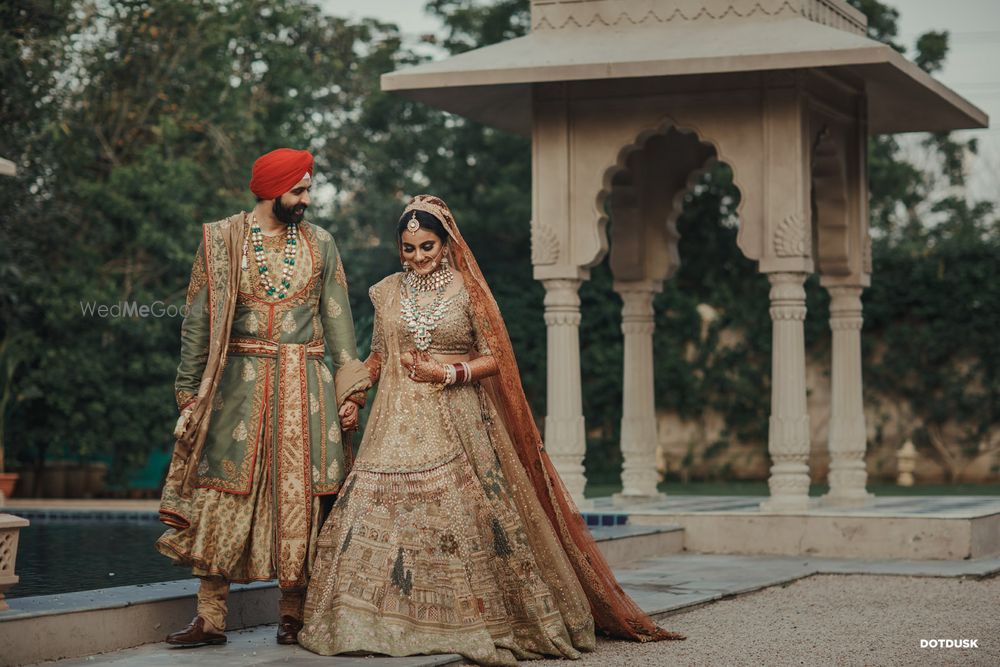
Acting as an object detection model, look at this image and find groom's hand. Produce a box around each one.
[338,400,359,431]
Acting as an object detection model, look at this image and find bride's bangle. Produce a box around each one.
[443,362,473,386]
[448,362,471,385]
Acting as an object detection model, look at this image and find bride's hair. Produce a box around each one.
[397,209,448,241]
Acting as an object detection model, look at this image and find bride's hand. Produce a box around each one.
[400,350,446,383]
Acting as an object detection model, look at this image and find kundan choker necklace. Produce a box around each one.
[403,264,454,292]
[248,214,298,299]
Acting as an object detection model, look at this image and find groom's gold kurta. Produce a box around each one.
[157,215,368,589]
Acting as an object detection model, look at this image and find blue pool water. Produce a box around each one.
[9,518,187,598]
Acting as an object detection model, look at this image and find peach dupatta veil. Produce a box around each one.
[402,195,683,642]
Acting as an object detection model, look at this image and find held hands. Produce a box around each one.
[338,400,360,431]
[400,349,446,384]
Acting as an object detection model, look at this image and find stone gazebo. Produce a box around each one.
[383,0,987,511]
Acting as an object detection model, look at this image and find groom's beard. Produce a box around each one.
[274,197,307,225]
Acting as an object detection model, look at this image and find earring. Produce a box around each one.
[402,261,412,271]
[441,253,450,267]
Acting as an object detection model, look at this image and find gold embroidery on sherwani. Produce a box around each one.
[241,358,256,382]
[312,360,331,495]
[246,311,260,335]
[185,243,208,306]
[325,297,342,318]
[276,343,312,588]
[194,357,270,494]
[334,254,348,290]
[156,417,277,584]
[176,389,196,411]
[235,224,319,344]
[233,421,249,441]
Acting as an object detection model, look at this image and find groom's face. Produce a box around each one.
[274,177,311,224]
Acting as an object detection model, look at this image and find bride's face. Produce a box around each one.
[400,228,448,276]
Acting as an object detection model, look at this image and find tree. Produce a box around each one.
[0,0,406,481]
[3,0,995,487]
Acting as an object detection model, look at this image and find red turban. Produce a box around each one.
[249,148,314,200]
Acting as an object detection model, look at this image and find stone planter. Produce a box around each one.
[0,513,29,611]
[0,473,18,502]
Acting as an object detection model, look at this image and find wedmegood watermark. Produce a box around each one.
[920,639,979,648]
[79,301,203,319]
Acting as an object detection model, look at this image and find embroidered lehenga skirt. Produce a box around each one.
[300,382,592,666]
[299,274,596,666]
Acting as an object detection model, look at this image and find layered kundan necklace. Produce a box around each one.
[401,264,454,351]
[246,214,298,299]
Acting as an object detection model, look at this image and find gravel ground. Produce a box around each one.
[529,574,1000,667]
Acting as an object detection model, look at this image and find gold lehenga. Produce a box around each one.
[301,195,681,666]
[299,276,595,666]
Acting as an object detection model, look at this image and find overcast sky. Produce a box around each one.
[320,0,1000,200]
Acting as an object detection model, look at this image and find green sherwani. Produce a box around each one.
[157,214,369,588]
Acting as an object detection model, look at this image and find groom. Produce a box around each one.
[156,148,369,647]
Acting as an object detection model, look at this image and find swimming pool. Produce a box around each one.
[8,515,186,598]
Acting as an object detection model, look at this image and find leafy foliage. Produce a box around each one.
[1,0,996,486]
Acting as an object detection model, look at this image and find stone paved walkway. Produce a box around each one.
[47,552,1000,666]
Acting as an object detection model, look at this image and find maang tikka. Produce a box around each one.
[406,211,420,235]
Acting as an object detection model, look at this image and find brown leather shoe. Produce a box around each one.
[165,616,227,647]
[276,615,303,645]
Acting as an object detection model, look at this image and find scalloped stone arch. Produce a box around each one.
[593,118,748,277]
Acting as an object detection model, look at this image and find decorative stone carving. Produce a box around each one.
[773,213,810,258]
[530,220,561,265]
[531,0,866,35]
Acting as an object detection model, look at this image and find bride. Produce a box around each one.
[298,195,682,665]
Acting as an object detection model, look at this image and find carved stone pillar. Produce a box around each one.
[760,272,812,512]
[613,280,665,501]
[822,286,873,507]
[541,278,588,504]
